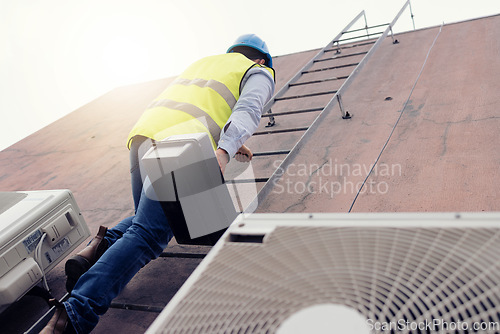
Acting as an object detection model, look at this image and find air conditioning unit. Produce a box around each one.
[146,212,500,334]
[141,133,238,245]
[0,189,90,313]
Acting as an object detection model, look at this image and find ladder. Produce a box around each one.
[226,0,415,211]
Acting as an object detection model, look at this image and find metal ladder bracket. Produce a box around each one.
[337,94,352,119]
[265,109,276,127]
[342,112,352,119]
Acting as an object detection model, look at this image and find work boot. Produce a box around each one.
[65,226,108,292]
[39,299,76,334]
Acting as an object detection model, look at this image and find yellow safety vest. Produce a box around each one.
[127,53,275,149]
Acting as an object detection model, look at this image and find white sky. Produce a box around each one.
[0,0,498,151]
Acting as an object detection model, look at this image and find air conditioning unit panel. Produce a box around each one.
[0,190,90,312]
[0,258,43,305]
[147,212,500,334]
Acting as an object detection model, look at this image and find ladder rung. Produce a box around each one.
[275,90,337,101]
[160,252,207,259]
[262,108,323,117]
[303,63,358,74]
[109,302,164,313]
[344,23,389,34]
[324,40,376,52]
[314,51,368,62]
[253,127,309,135]
[253,150,290,157]
[337,31,383,43]
[226,178,269,184]
[289,76,348,87]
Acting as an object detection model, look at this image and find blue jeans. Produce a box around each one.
[64,136,174,333]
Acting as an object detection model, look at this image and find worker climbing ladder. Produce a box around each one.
[25,4,417,331]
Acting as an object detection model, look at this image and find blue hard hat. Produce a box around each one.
[227,34,273,68]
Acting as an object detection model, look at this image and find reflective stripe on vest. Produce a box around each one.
[170,77,238,109]
[147,99,223,144]
[127,53,275,149]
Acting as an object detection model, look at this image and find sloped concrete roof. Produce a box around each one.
[0,14,499,333]
[257,15,500,213]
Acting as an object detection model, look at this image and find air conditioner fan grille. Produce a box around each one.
[159,226,500,334]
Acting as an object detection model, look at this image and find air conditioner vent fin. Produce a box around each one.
[156,225,500,333]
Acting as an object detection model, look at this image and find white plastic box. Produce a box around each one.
[0,189,90,312]
[146,212,500,334]
[141,133,238,244]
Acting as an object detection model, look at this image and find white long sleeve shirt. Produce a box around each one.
[217,66,275,158]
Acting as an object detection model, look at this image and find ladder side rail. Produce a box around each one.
[262,10,366,114]
[247,0,413,211]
